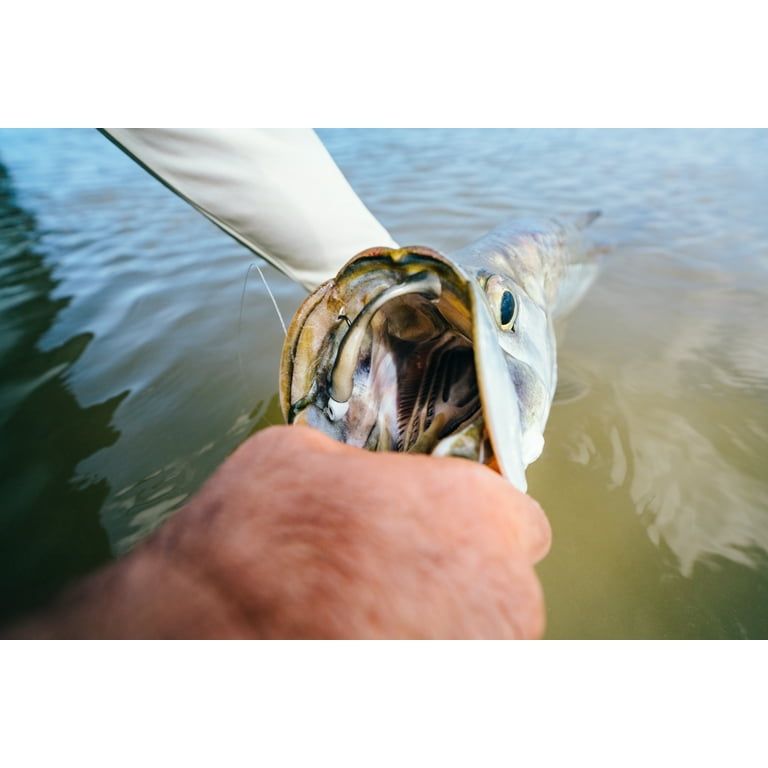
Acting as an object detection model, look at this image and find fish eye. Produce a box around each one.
[485,275,519,331]
[499,290,515,326]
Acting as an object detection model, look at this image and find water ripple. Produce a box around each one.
[2,128,768,636]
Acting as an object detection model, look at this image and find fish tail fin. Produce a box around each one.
[575,210,601,230]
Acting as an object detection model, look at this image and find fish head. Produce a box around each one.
[464,264,556,486]
[280,246,555,491]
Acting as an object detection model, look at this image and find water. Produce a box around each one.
[1,128,766,638]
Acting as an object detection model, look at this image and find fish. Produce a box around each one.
[279,212,602,491]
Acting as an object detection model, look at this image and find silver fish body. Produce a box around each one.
[279,213,601,491]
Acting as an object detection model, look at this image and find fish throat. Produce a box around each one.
[338,292,481,453]
[390,328,478,452]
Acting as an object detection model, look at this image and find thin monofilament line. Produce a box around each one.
[238,260,287,338]
[237,261,288,399]
[257,261,287,337]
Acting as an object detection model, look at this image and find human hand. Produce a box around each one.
[4,425,551,639]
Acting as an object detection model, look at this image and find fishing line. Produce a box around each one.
[237,260,288,410]
[240,260,287,338]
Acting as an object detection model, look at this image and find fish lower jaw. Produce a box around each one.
[522,431,544,465]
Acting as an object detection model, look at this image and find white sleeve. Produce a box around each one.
[101,128,399,290]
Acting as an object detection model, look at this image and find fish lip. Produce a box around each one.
[280,245,527,487]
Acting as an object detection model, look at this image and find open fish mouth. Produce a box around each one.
[280,246,502,467]
[280,213,602,491]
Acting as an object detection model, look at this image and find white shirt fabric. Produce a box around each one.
[102,128,399,290]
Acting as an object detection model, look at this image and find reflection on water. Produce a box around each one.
[0,161,118,622]
[556,250,768,577]
[0,128,766,637]
[0,130,303,594]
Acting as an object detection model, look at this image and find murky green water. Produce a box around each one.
[1,128,766,637]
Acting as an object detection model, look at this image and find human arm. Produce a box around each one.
[3,425,550,639]
[101,129,398,290]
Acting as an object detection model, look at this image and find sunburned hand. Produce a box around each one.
[4,425,551,639]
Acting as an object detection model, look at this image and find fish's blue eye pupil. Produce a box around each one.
[500,290,515,326]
